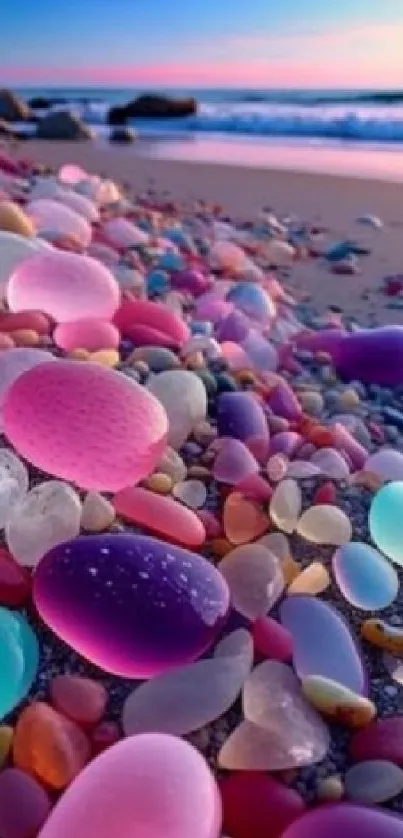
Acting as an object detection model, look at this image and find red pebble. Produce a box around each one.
[350,718,403,765]
[0,311,52,336]
[313,481,337,505]
[0,548,31,607]
[252,615,293,662]
[50,675,107,728]
[91,721,121,756]
[196,509,222,539]
[220,772,305,838]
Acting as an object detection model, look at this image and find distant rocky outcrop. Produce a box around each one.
[109,127,136,144]
[108,94,197,124]
[0,89,32,121]
[36,111,94,140]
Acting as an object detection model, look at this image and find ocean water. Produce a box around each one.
[14,87,403,145]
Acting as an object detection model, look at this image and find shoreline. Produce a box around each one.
[23,140,403,325]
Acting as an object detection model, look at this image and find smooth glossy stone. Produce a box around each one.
[266,453,289,482]
[91,721,120,756]
[383,653,403,684]
[0,201,35,238]
[81,492,115,532]
[122,629,253,736]
[27,198,91,247]
[54,319,120,352]
[227,283,275,322]
[148,370,207,449]
[0,725,13,767]
[89,348,120,368]
[57,190,99,223]
[0,768,51,838]
[11,329,40,348]
[298,390,324,416]
[316,776,345,801]
[332,422,368,470]
[102,217,149,248]
[280,596,365,693]
[157,447,187,484]
[350,718,403,764]
[34,533,229,678]
[364,449,403,482]
[0,449,29,527]
[4,361,168,491]
[8,250,120,323]
[216,391,268,444]
[286,461,322,479]
[258,531,290,561]
[361,619,403,655]
[0,348,56,430]
[50,676,107,727]
[218,544,284,620]
[6,480,82,567]
[129,346,180,373]
[145,472,174,494]
[297,504,352,545]
[288,562,330,595]
[333,542,398,610]
[369,482,403,566]
[219,661,329,771]
[302,676,376,727]
[252,615,293,662]
[211,240,247,273]
[114,299,189,348]
[313,481,337,504]
[311,448,350,479]
[269,479,302,534]
[0,608,39,719]
[223,493,268,545]
[37,734,221,838]
[213,438,259,484]
[281,804,403,838]
[0,548,31,607]
[269,431,302,458]
[220,772,305,838]
[345,761,403,803]
[0,232,49,297]
[172,479,207,510]
[266,379,302,421]
[13,702,91,790]
[113,486,206,548]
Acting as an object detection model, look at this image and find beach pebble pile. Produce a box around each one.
[1,146,403,836]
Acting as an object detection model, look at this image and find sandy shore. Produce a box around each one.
[23,140,403,326]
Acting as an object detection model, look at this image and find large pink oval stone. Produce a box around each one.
[54,319,120,352]
[3,360,168,491]
[114,300,190,348]
[113,486,206,548]
[7,251,120,323]
[37,734,221,838]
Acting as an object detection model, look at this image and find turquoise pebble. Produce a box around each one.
[369,482,403,567]
[0,607,39,720]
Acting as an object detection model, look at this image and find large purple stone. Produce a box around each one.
[282,803,403,838]
[296,327,403,387]
[33,534,230,678]
[216,391,269,443]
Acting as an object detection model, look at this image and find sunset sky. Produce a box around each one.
[1,0,402,88]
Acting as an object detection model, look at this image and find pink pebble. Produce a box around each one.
[37,734,221,838]
[7,251,120,324]
[58,164,88,185]
[114,300,190,348]
[50,675,107,727]
[0,311,52,336]
[0,768,51,838]
[253,615,294,662]
[27,199,92,248]
[54,319,120,352]
[3,360,168,491]
[113,486,206,548]
[123,323,178,348]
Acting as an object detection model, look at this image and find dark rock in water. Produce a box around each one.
[107,94,197,124]
[0,89,32,121]
[36,111,94,140]
[109,127,136,144]
[28,96,52,109]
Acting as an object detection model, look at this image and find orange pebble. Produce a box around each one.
[13,702,91,790]
[0,332,15,349]
[11,329,40,347]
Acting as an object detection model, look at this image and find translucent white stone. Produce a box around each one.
[157,447,187,484]
[6,480,82,567]
[345,761,403,803]
[218,544,284,619]
[0,449,29,528]
[286,461,322,479]
[148,371,207,450]
[257,532,290,562]
[172,480,207,510]
[269,479,302,534]
[364,449,403,482]
[311,448,350,479]
[297,504,352,545]
[81,491,115,532]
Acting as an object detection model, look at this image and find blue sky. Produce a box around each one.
[1,0,402,87]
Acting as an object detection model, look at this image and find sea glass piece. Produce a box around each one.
[8,250,120,323]
[0,449,29,527]
[219,660,329,770]
[213,438,259,484]
[0,608,39,719]
[297,504,352,545]
[219,772,305,838]
[113,486,206,548]
[122,629,252,736]
[54,319,120,352]
[280,595,365,694]
[288,562,330,595]
[311,448,350,479]
[0,768,51,838]
[37,735,221,838]
[252,615,293,662]
[3,360,168,491]
[33,533,229,678]
[350,717,403,764]
[302,676,376,727]
[6,480,82,567]
[114,299,189,348]
[257,532,290,561]
[216,391,268,444]
[281,803,403,838]
[0,348,56,430]
[148,370,207,449]
[172,479,207,509]
[223,493,268,545]
[218,544,284,619]
[369,482,403,566]
[333,541,398,610]
[364,449,403,482]
[27,198,92,247]
[50,676,107,727]
[345,761,403,803]
[269,479,302,533]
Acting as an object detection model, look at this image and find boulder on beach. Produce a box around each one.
[109,127,136,144]
[107,94,197,124]
[0,89,32,122]
[36,111,94,141]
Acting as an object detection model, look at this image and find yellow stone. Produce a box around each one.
[0,200,35,237]
[339,388,360,409]
[11,329,40,347]
[68,348,91,361]
[302,675,376,728]
[144,472,173,494]
[0,725,13,768]
[288,561,330,595]
[89,349,120,368]
[281,555,301,585]
[81,491,115,532]
[317,775,345,801]
[361,619,403,655]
